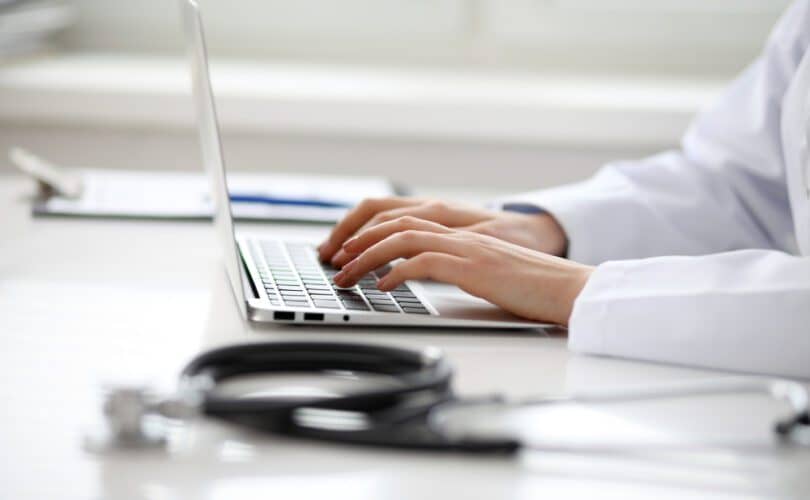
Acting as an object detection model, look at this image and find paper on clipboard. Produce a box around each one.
[30,168,396,223]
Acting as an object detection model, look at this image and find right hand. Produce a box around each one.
[330,220,593,326]
[318,197,569,268]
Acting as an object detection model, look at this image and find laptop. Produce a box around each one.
[181,0,547,330]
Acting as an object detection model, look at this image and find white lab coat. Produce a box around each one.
[502,0,810,379]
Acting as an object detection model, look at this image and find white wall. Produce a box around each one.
[60,0,787,75]
[1,0,791,191]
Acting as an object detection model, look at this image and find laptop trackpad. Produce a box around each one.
[417,281,532,323]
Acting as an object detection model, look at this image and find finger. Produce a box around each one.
[357,202,491,236]
[333,231,469,286]
[333,216,452,267]
[457,221,490,235]
[318,197,421,261]
[329,248,353,269]
[376,253,469,292]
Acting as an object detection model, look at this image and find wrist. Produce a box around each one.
[528,213,569,257]
[558,264,594,326]
[501,203,568,257]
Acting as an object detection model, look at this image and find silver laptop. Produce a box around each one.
[181,0,546,330]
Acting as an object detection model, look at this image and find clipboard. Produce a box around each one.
[11,148,401,224]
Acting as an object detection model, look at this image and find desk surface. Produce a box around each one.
[1,175,808,500]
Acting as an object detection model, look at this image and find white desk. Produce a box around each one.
[1,175,808,500]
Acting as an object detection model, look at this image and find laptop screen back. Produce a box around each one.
[181,0,248,319]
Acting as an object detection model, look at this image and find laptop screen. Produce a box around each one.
[181,0,248,319]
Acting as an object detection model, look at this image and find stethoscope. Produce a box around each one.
[92,341,810,455]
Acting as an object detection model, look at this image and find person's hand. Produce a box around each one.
[318,197,568,267]
[331,218,593,325]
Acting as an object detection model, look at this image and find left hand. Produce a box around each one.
[318,197,568,267]
[332,217,594,325]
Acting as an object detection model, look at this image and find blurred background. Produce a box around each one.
[0,0,791,190]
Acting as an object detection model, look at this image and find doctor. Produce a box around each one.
[320,0,810,380]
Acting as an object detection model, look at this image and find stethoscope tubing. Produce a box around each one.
[177,341,810,454]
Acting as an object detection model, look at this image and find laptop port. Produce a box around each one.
[274,311,295,321]
[303,313,324,322]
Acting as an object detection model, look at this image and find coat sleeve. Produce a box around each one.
[570,251,810,379]
[497,0,809,265]
[497,1,810,378]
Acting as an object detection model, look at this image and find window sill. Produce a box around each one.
[0,52,726,149]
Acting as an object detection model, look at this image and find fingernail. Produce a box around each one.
[377,277,392,291]
[342,237,359,250]
[342,259,358,274]
[333,270,347,286]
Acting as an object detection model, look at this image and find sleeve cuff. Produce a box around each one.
[566,261,627,354]
[491,182,621,265]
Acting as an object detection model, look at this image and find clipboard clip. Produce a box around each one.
[9,147,85,199]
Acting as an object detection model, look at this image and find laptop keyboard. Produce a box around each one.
[251,241,431,314]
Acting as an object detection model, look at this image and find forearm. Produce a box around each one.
[496,150,794,265]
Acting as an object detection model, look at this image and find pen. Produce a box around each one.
[229,194,352,209]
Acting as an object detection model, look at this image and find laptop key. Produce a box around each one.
[402,306,430,314]
[341,294,366,302]
[283,300,309,307]
[344,302,371,311]
[313,300,341,309]
[368,297,395,305]
[395,297,422,303]
[269,269,291,274]
[372,304,400,313]
[302,278,327,285]
[303,276,327,285]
